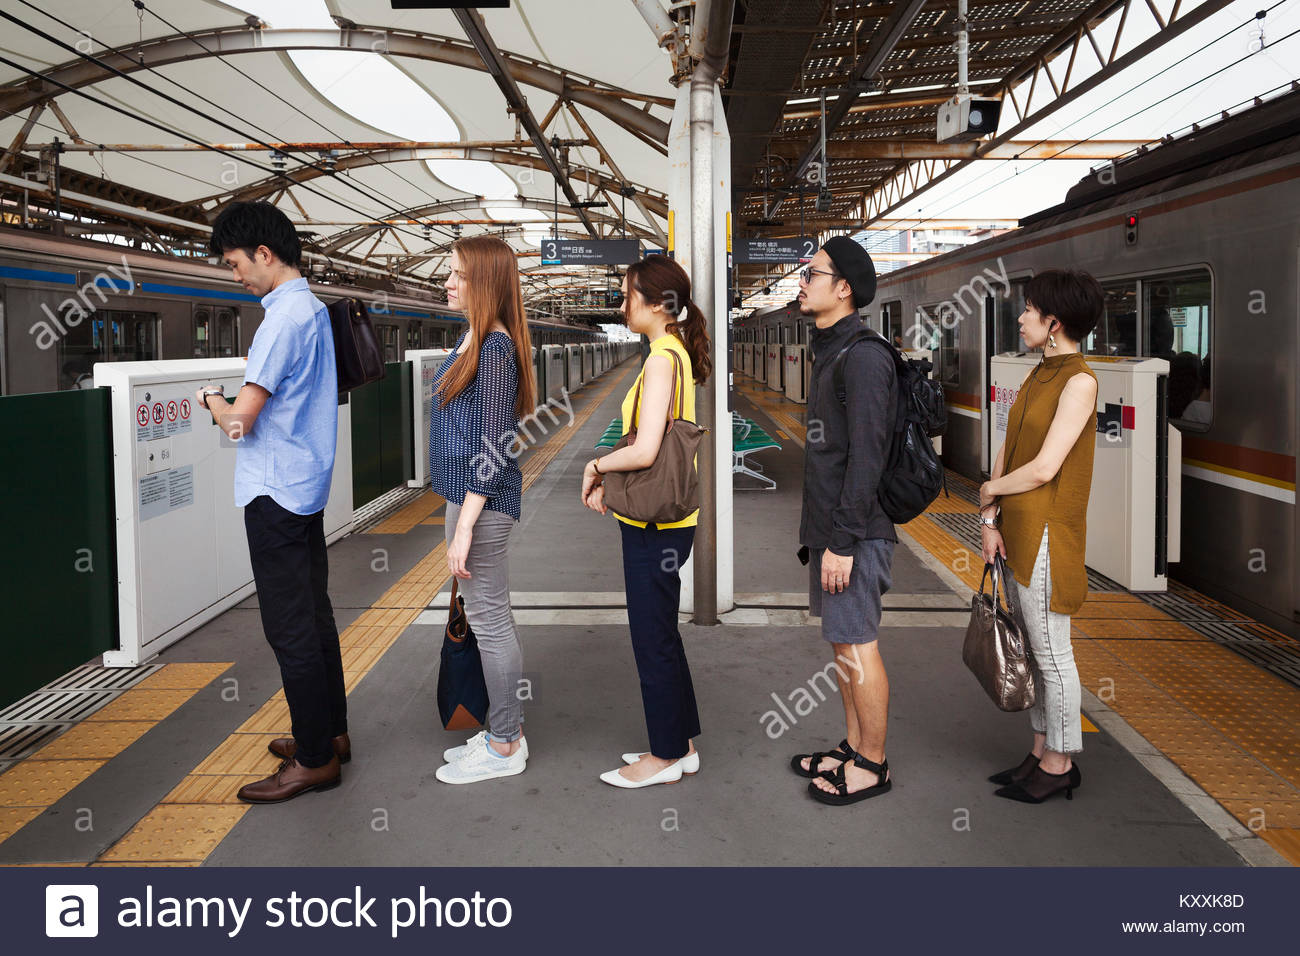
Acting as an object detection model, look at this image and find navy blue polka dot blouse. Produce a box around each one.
[428,330,523,520]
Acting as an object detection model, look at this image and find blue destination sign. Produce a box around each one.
[539,239,642,266]
[734,236,817,264]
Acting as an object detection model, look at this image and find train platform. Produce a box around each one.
[0,360,1293,868]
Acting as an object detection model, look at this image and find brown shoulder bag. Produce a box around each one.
[602,349,707,525]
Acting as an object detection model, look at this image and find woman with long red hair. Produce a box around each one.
[430,235,536,785]
[581,254,712,789]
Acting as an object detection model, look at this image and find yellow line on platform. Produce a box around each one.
[0,663,233,856]
[899,473,1300,865]
[94,363,636,866]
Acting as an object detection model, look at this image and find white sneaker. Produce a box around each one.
[599,760,683,789]
[621,750,700,774]
[436,736,527,785]
[443,731,528,764]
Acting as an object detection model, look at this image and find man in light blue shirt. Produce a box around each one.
[197,201,348,804]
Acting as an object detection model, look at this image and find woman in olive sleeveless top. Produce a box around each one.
[979,270,1103,805]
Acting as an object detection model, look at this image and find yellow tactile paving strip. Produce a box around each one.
[364,490,446,534]
[96,363,635,865]
[739,369,1300,865]
[0,662,231,853]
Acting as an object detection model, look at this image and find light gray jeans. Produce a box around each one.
[444,502,524,742]
[1013,525,1083,755]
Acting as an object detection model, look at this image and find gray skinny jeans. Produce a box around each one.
[444,502,524,742]
[1012,525,1083,755]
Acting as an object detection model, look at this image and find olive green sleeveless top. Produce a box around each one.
[1000,352,1097,614]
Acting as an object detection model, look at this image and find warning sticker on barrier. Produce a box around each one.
[139,464,195,521]
[136,389,196,442]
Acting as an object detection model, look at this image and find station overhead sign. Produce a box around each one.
[733,236,817,264]
[539,239,642,266]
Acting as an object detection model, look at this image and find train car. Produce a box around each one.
[869,88,1300,636]
[0,230,603,395]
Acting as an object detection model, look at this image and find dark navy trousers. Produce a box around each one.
[244,495,347,768]
[619,521,700,760]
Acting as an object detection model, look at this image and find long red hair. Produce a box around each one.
[435,235,536,418]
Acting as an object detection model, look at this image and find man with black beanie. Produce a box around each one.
[789,236,898,806]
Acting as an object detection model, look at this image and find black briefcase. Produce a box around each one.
[327,296,385,393]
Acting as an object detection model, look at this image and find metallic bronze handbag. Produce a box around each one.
[602,349,706,525]
[962,554,1037,712]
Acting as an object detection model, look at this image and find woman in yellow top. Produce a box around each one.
[581,255,712,789]
[980,269,1102,805]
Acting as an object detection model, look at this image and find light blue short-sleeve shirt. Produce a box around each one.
[234,277,338,515]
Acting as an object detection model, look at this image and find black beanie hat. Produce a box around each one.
[821,236,877,309]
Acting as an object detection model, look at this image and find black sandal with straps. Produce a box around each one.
[790,739,855,778]
[808,752,892,805]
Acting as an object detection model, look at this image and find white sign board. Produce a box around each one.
[96,359,354,666]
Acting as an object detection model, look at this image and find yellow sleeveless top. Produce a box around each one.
[613,333,697,529]
[1000,352,1097,614]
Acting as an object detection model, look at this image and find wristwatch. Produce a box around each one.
[979,506,1000,528]
[201,386,225,405]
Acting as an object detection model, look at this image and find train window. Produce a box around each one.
[1088,283,1138,357]
[881,301,903,347]
[109,312,158,362]
[407,323,422,350]
[56,307,101,390]
[914,304,943,351]
[375,324,399,362]
[1146,270,1211,430]
[939,321,960,387]
[215,309,237,357]
[994,280,1028,354]
[193,309,211,358]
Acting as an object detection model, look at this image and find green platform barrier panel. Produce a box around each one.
[0,388,117,710]
[350,362,413,508]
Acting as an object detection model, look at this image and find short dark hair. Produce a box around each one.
[1025,269,1104,343]
[209,201,302,267]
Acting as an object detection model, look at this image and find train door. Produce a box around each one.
[193,306,240,358]
[0,285,7,394]
[987,276,1030,475]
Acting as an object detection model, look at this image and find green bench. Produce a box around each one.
[594,413,781,491]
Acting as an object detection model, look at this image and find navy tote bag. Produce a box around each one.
[436,579,490,731]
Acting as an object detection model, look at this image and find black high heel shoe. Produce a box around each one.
[994,763,1081,804]
[988,753,1039,785]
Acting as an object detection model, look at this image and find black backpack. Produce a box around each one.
[327,296,386,393]
[831,329,948,524]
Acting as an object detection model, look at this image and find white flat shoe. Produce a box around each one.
[599,761,683,789]
[621,751,699,774]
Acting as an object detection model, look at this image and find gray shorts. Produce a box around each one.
[808,538,895,644]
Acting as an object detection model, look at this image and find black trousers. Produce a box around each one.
[619,521,700,760]
[244,495,347,768]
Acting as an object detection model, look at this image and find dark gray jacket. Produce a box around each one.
[799,313,897,555]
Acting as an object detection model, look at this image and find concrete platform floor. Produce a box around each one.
[0,360,1278,867]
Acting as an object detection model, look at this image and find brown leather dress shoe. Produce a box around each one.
[267,733,351,764]
[237,756,341,804]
